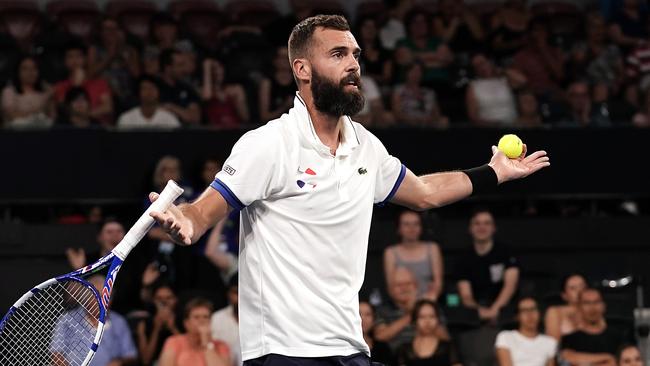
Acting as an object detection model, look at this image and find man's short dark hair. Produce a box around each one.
[63,41,87,56]
[137,74,162,92]
[288,14,350,63]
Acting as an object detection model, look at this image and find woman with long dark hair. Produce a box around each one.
[2,55,55,127]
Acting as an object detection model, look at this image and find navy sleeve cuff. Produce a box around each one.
[210,178,245,211]
[378,164,407,207]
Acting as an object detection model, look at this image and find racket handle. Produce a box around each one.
[113,180,184,260]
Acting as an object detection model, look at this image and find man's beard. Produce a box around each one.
[311,69,364,118]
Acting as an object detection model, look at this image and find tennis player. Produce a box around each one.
[150,15,550,366]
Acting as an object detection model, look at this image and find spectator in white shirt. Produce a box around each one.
[496,297,557,366]
[117,75,181,129]
[211,273,240,366]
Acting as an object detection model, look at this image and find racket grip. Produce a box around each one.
[113,180,184,260]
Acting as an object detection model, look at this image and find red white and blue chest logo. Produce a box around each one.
[297,167,317,189]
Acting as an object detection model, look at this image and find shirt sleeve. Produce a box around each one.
[494,331,511,349]
[368,132,405,205]
[211,127,284,209]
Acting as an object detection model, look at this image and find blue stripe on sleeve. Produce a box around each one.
[210,178,245,211]
[378,164,407,207]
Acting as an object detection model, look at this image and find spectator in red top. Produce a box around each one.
[202,58,249,128]
[54,42,113,125]
[159,298,230,366]
[513,19,564,98]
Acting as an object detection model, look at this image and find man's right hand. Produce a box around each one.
[149,192,194,245]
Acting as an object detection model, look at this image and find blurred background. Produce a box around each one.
[0,0,649,365]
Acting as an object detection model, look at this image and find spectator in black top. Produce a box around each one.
[158,49,201,125]
[397,299,461,366]
[355,16,392,85]
[457,208,519,323]
[560,288,629,366]
[433,0,485,57]
[609,0,648,51]
[135,282,180,366]
[258,46,295,122]
[557,80,612,127]
[360,301,395,366]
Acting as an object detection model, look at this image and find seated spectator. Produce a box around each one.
[608,0,648,51]
[117,75,181,129]
[258,46,295,122]
[396,299,461,366]
[202,58,249,128]
[457,208,519,322]
[211,274,241,366]
[515,89,543,127]
[433,0,485,57]
[394,10,454,89]
[88,17,140,112]
[456,208,519,366]
[54,42,113,125]
[391,62,449,128]
[360,301,395,366]
[375,267,419,351]
[376,267,450,351]
[57,87,98,127]
[2,55,55,128]
[496,297,557,366]
[355,75,395,127]
[136,282,180,365]
[143,12,197,78]
[627,18,650,91]
[466,53,525,126]
[159,298,230,366]
[513,19,564,98]
[489,0,531,62]
[632,88,650,127]
[568,13,623,92]
[545,274,588,341]
[65,218,125,270]
[560,288,629,366]
[617,345,644,366]
[355,16,392,85]
[557,81,612,127]
[158,49,201,125]
[384,210,443,301]
[378,0,411,51]
[52,275,138,366]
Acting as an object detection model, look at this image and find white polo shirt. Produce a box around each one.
[211,93,405,360]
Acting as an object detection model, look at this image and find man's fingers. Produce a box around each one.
[523,150,547,163]
[491,145,498,155]
[149,192,159,202]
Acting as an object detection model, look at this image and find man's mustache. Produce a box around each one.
[340,73,362,88]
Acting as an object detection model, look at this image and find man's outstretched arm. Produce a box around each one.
[391,145,549,210]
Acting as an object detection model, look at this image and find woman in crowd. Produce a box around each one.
[159,298,230,366]
[544,274,588,340]
[360,301,395,365]
[384,210,443,300]
[397,299,461,366]
[496,297,557,366]
[2,55,55,127]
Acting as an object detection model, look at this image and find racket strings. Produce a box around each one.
[0,280,100,366]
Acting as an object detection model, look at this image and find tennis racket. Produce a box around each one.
[0,180,184,366]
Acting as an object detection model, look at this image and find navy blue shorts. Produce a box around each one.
[243,353,384,366]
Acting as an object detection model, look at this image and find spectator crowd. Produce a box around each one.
[2,0,650,129]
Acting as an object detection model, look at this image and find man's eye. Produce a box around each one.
[333,52,343,58]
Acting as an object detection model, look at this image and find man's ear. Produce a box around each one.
[293,58,311,84]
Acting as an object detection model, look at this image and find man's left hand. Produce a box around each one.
[488,144,550,184]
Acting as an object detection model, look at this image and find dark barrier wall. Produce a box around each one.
[1,127,648,201]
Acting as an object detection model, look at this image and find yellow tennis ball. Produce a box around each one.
[498,134,523,159]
